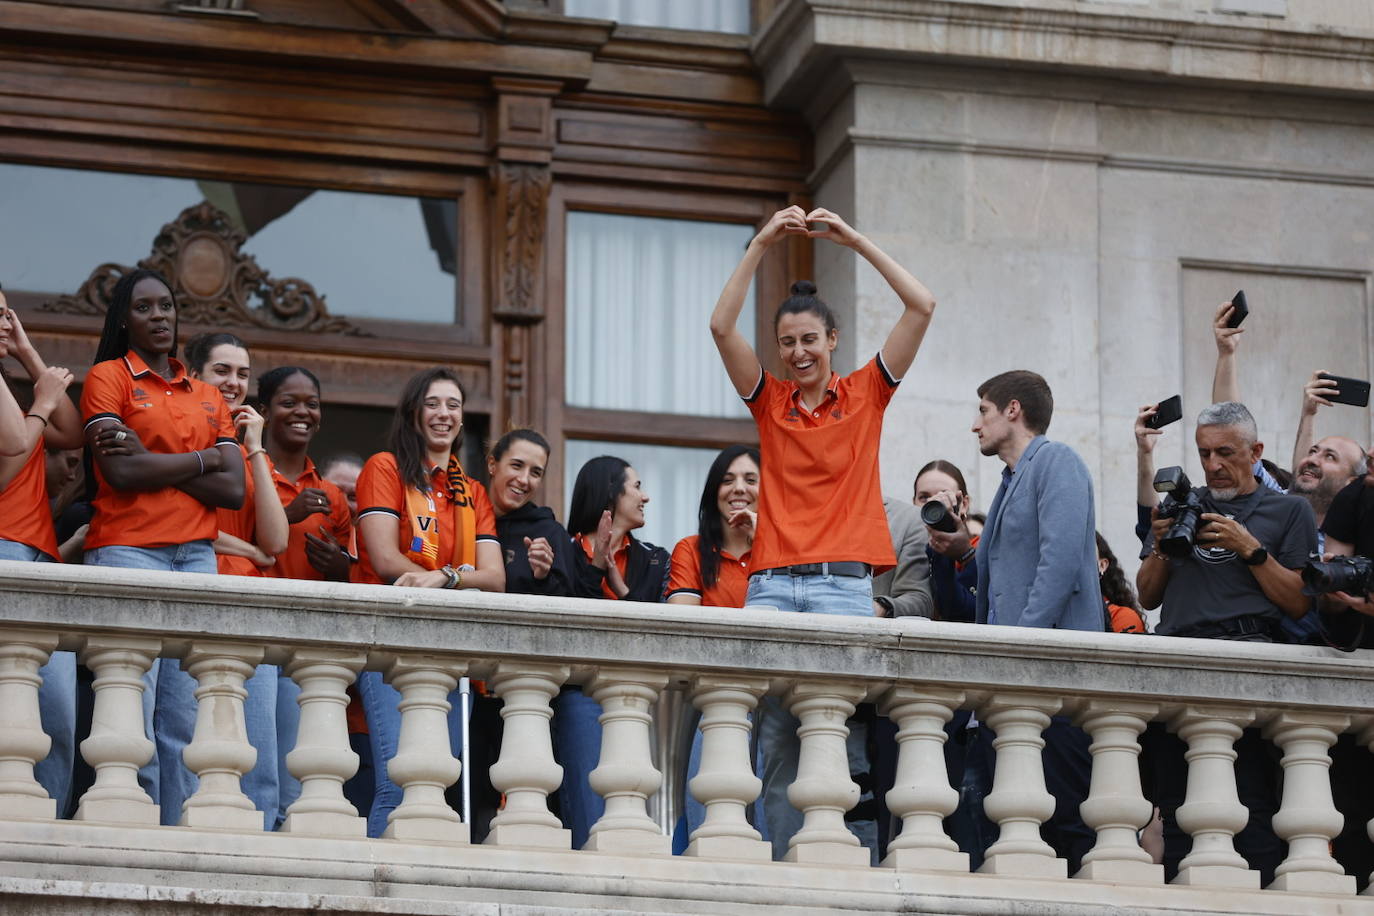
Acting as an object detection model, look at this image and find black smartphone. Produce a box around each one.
[1146,395,1183,429]
[1227,290,1249,328]
[1318,373,1372,408]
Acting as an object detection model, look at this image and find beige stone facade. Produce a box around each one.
[755,0,1374,566]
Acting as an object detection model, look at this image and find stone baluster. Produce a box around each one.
[1361,719,1374,896]
[179,642,266,829]
[1170,706,1258,888]
[485,661,571,849]
[1074,699,1162,883]
[381,656,466,843]
[784,681,870,866]
[978,693,1064,877]
[280,648,367,837]
[1264,711,1353,894]
[584,667,671,854]
[0,628,59,819]
[878,684,967,871]
[75,636,161,824]
[684,674,770,861]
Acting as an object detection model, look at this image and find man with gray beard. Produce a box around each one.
[1136,401,1317,885]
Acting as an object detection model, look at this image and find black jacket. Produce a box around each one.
[573,534,670,603]
[495,502,580,597]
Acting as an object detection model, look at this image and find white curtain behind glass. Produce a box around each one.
[563,439,721,557]
[565,211,754,418]
[563,0,749,33]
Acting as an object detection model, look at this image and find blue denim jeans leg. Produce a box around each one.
[1,540,78,816]
[240,663,280,830]
[273,670,301,828]
[86,540,241,826]
[746,570,876,861]
[551,686,604,849]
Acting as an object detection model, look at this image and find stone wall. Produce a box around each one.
[756,0,1374,568]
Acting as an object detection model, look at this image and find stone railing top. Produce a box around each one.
[2,560,1372,717]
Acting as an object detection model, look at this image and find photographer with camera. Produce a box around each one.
[1136,401,1316,884]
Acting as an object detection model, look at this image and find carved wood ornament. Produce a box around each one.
[42,201,367,336]
[492,162,552,324]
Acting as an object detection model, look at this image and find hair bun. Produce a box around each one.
[790,280,818,297]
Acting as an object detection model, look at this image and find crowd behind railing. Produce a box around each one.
[1,206,1373,890]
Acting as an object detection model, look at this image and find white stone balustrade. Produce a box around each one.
[879,684,967,871]
[978,692,1064,878]
[381,655,466,843]
[684,673,770,860]
[178,641,263,830]
[1074,698,1162,884]
[1,562,1374,915]
[0,628,58,820]
[485,661,570,849]
[280,648,367,837]
[1171,706,1259,889]
[584,667,671,855]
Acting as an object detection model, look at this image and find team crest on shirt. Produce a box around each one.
[201,401,215,413]
[133,387,147,399]
[831,409,843,420]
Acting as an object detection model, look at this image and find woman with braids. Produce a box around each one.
[666,444,760,608]
[1097,532,1148,634]
[0,284,83,816]
[710,205,937,860]
[257,366,353,583]
[354,367,504,837]
[79,268,245,826]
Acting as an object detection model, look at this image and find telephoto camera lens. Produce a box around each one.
[1302,555,1374,596]
[921,499,959,533]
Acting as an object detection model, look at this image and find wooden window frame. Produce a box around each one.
[541,180,808,511]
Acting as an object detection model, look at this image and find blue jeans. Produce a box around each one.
[357,670,470,838]
[0,541,77,816]
[551,686,604,849]
[746,571,877,861]
[86,541,278,827]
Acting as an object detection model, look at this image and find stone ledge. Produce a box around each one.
[754,0,1374,111]
[1,561,1372,714]
[0,820,1369,915]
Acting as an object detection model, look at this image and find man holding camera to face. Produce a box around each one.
[1136,401,1317,885]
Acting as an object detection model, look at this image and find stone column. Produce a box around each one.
[0,628,59,819]
[1361,719,1374,896]
[878,684,967,871]
[1170,706,1259,888]
[381,656,466,843]
[178,642,265,829]
[584,667,671,855]
[75,636,161,824]
[1264,711,1353,894]
[684,674,770,861]
[784,681,870,866]
[485,661,571,849]
[280,648,367,837]
[978,693,1064,878]
[1074,699,1163,884]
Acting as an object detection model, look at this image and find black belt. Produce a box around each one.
[759,562,871,578]
[1171,615,1275,642]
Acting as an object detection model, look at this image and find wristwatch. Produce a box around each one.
[1244,546,1268,566]
[874,595,895,616]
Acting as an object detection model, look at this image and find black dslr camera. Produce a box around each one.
[1302,555,1374,597]
[920,499,959,533]
[1153,466,1206,558]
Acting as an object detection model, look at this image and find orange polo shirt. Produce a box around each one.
[667,535,751,608]
[216,443,261,577]
[263,456,353,582]
[353,451,496,584]
[81,353,237,550]
[0,439,58,559]
[574,532,632,600]
[745,355,898,574]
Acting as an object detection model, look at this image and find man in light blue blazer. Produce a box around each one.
[972,371,1104,631]
[969,369,1102,877]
